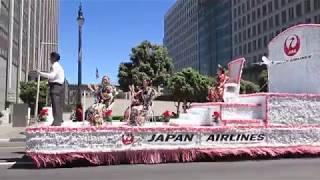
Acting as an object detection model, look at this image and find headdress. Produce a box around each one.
[217,64,225,73]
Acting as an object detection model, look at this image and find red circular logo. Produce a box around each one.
[122,133,134,145]
[284,34,300,56]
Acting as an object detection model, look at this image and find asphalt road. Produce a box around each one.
[0,144,320,180]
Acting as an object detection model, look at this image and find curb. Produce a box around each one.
[0,138,26,143]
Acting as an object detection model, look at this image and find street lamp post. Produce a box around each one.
[77,3,84,106]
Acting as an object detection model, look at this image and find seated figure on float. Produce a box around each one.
[86,75,117,126]
[124,79,157,126]
[207,65,229,102]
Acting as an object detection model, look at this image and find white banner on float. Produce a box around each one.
[25,127,320,153]
[268,24,320,93]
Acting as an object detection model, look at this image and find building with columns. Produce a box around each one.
[0,0,59,110]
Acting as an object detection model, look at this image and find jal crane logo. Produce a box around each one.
[122,133,134,145]
[284,34,300,56]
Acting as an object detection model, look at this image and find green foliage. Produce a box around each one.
[242,64,267,83]
[118,41,174,91]
[20,81,48,115]
[112,116,124,121]
[168,68,212,114]
[258,69,268,92]
[240,79,260,94]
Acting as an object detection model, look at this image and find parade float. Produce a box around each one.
[26,24,320,168]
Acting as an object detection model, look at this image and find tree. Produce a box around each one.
[118,41,173,91]
[242,64,267,83]
[240,79,260,94]
[258,69,268,92]
[20,81,48,116]
[168,68,212,115]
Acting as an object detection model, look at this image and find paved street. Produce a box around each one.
[0,144,320,180]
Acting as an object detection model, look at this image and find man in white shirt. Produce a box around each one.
[38,52,65,126]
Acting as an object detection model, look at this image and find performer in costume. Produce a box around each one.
[207,65,229,102]
[86,75,117,126]
[124,79,157,126]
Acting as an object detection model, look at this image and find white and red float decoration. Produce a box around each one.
[26,24,320,168]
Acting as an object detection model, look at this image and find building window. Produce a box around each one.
[253,40,257,50]
[239,46,243,54]
[252,11,256,21]
[239,32,242,41]
[274,0,279,9]
[314,15,320,23]
[289,7,294,20]
[242,3,245,13]
[234,8,237,18]
[315,0,320,10]
[269,32,274,41]
[306,18,312,23]
[247,14,251,24]
[268,1,273,13]
[234,22,237,31]
[248,28,251,38]
[257,8,261,18]
[275,14,280,26]
[269,17,274,28]
[282,0,286,6]
[264,35,268,46]
[263,19,268,30]
[243,31,247,40]
[253,25,257,36]
[305,0,311,12]
[258,23,261,34]
[242,16,246,26]
[238,6,241,15]
[282,10,287,23]
[296,3,302,17]
[247,0,250,10]
[248,42,252,53]
[263,5,267,16]
[244,44,247,54]
[251,0,255,7]
[258,38,262,48]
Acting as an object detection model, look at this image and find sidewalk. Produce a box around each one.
[0,126,26,142]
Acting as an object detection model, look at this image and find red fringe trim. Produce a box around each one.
[27,146,320,168]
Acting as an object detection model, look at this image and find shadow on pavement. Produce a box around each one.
[12,151,25,155]
[0,155,37,169]
[4,153,320,170]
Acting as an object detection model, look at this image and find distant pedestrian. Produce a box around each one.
[38,52,65,126]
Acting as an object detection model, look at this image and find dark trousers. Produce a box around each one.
[49,83,64,126]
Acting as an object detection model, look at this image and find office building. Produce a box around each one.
[164,0,320,76]
[232,0,320,65]
[164,0,232,76]
[0,0,59,111]
[164,0,199,72]
[198,0,232,75]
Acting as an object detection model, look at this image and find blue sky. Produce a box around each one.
[59,0,175,85]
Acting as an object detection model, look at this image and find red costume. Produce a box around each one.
[208,73,228,102]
